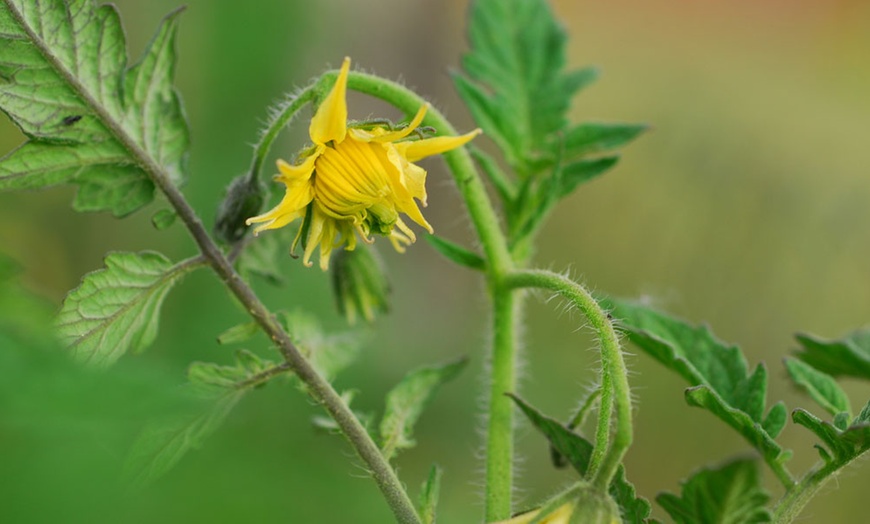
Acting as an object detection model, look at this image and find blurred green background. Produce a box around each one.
[2,0,870,522]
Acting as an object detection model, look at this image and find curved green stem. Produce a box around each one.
[345,71,520,521]
[504,269,632,490]
[249,87,316,182]
[344,71,513,277]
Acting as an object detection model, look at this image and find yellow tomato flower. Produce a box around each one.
[246,57,481,270]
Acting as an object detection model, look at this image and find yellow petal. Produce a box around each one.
[310,57,350,146]
[374,143,433,233]
[276,149,321,183]
[399,128,481,162]
[246,179,314,234]
[386,145,428,206]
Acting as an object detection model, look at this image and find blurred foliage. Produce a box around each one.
[2,0,870,523]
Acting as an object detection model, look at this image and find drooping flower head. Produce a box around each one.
[246,57,481,270]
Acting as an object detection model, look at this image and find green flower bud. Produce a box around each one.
[571,484,621,524]
[214,173,266,244]
[330,245,390,325]
[493,482,620,524]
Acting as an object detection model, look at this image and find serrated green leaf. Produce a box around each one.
[557,155,619,197]
[784,358,851,418]
[72,163,154,216]
[685,385,784,465]
[560,123,649,159]
[216,321,259,345]
[125,351,287,486]
[792,399,870,466]
[55,252,202,367]
[419,465,442,524]
[606,300,790,471]
[656,458,771,524]
[425,234,485,271]
[151,208,177,230]
[380,358,468,460]
[509,393,593,475]
[187,349,280,398]
[455,0,596,175]
[508,394,652,523]
[0,1,189,215]
[794,329,870,380]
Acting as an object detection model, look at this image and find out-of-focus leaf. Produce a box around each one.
[560,123,649,159]
[508,394,653,523]
[0,252,54,340]
[419,465,442,524]
[556,155,620,198]
[151,208,177,230]
[279,310,362,382]
[606,300,790,472]
[0,2,189,215]
[656,458,771,524]
[55,252,202,368]
[125,350,287,486]
[216,321,259,345]
[784,358,851,418]
[380,358,468,460]
[454,0,597,175]
[794,329,870,381]
[425,235,485,271]
[237,230,286,285]
[124,389,244,488]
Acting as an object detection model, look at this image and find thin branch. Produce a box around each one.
[3,17,421,519]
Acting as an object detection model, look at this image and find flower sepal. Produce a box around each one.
[492,482,621,524]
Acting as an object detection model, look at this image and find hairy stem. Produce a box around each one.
[163,163,420,524]
[344,72,512,276]
[157,154,421,524]
[771,449,870,524]
[345,71,520,521]
[249,87,315,182]
[346,72,518,521]
[20,35,423,519]
[505,270,632,490]
[486,286,520,519]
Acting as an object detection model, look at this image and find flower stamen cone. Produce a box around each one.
[246,57,481,270]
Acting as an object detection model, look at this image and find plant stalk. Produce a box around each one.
[24,36,424,518]
[345,71,520,521]
[486,286,520,520]
[505,269,632,490]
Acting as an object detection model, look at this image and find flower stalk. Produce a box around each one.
[505,269,633,491]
